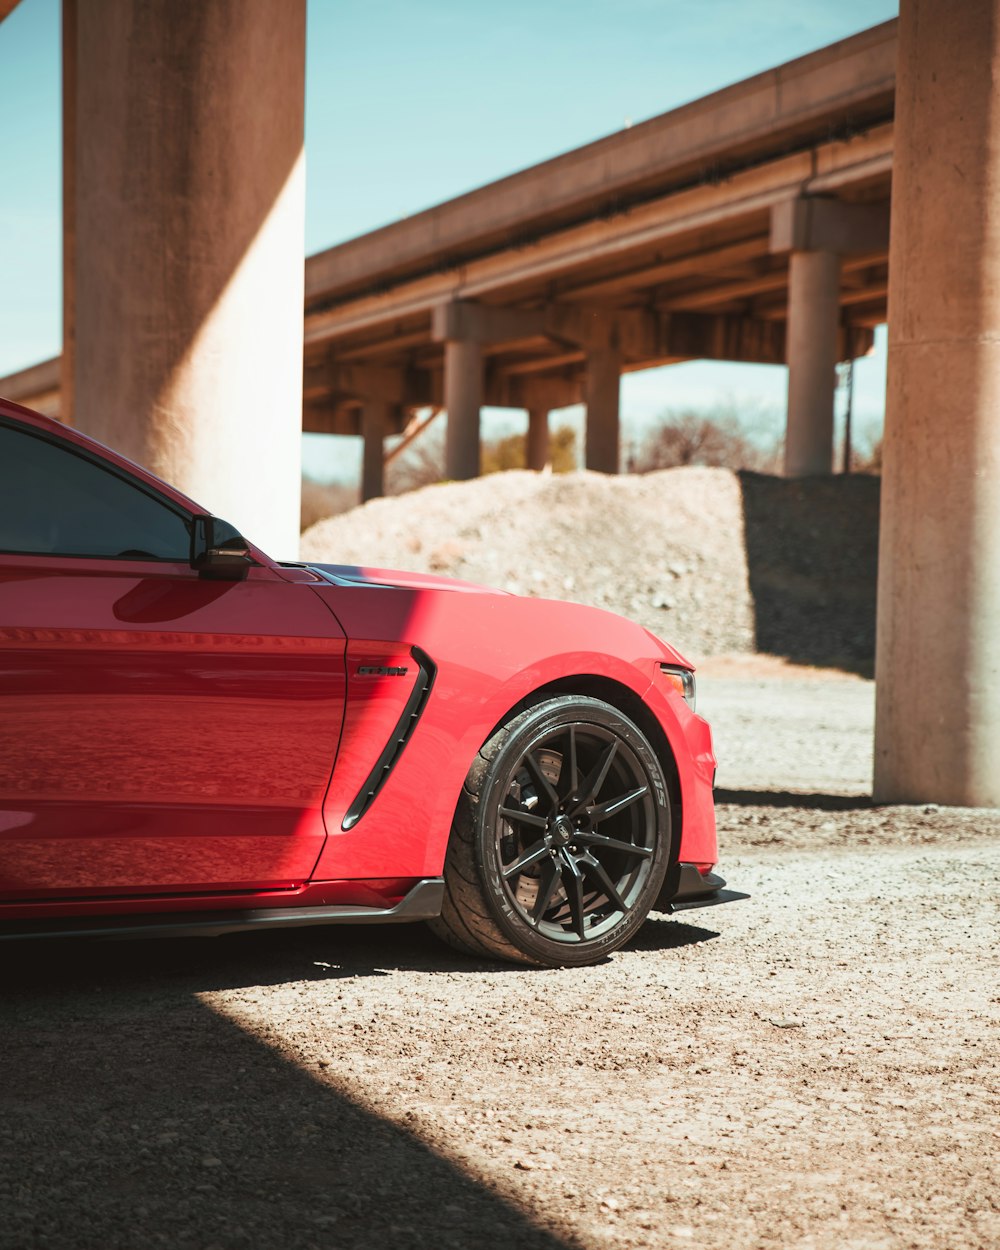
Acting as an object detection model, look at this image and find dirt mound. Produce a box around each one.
[301,468,880,666]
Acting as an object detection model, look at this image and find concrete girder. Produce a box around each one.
[562,236,770,302]
[432,298,622,354]
[306,357,587,418]
[302,128,894,351]
[8,302,808,428]
[432,300,546,345]
[659,311,786,367]
[770,196,891,256]
[302,398,409,439]
[306,361,426,406]
[305,22,895,305]
[488,372,584,411]
[333,330,432,361]
[432,299,792,367]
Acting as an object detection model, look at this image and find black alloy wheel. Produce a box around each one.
[430,695,673,967]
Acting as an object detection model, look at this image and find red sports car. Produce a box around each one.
[0,399,737,966]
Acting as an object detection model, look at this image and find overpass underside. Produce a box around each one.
[3,19,895,498]
[295,20,895,495]
[301,154,890,482]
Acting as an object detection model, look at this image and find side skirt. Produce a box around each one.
[0,878,445,942]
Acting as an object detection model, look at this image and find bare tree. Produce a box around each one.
[632,408,781,473]
[386,423,578,495]
[300,477,360,532]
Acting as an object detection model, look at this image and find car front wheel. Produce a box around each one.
[430,695,673,967]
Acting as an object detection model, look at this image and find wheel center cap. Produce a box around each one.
[550,815,574,846]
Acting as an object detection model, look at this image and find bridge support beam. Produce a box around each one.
[67,0,306,557]
[360,400,390,502]
[444,339,482,480]
[585,346,621,473]
[784,248,840,476]
[875,0,1000,805]
[527,407,550,471]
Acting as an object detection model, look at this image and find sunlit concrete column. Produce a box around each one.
[784,248,840,476]
[527,407,550,471]
[875,0,1000,805]
[585,346,620,473]
[360,400,388,502]
[61,0,76,425]
[444,339,482,480]
[68,0,305,558]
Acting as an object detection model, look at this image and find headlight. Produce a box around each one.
[658,664,696,712]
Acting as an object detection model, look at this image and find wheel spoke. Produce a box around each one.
[574,832,654,859]
[523,751,561,813]
[567,725,582,790]
[568,740,618,815]
[586,784,648,823]
[530,861,563,923]
[580,853,628,911]
[499,804,549,830]
[561,851,587,939]
[501,839,549,879]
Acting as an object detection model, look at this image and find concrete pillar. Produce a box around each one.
[526,407,550,471]
[360,400,388,502]
[585,346,620,473]
[874,0,1000,805]
[784,249,840,477]
[61,0,76,425]
[68,0,305,558]
[444,339,482,480]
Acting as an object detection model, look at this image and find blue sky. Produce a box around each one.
[0,0,897,478]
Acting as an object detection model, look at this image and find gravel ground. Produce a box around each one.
[697,656,875,797]
[2,667,997,1250]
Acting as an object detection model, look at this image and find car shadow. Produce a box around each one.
[0,924,588,1250]
[625,918,720,952]
[0,910,720,996]
[714,788,874,811]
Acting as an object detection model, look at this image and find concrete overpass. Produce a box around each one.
[3,19,895,498]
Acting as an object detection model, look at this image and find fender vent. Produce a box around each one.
[341,646,437,831]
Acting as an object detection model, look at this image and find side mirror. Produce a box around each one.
[190,514,253,581]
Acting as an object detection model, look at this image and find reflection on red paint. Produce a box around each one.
[0,563,346,897]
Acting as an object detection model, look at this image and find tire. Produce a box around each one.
[429,695,673,967]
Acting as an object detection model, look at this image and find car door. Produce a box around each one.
[0,416,346,900]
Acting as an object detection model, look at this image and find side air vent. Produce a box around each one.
[341,646,437,831]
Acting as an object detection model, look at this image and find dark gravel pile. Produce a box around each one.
[739,471,880,670]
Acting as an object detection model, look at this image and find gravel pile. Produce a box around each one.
[302,467,880,664]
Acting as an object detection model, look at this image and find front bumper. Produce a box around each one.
[656,863,749,914]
